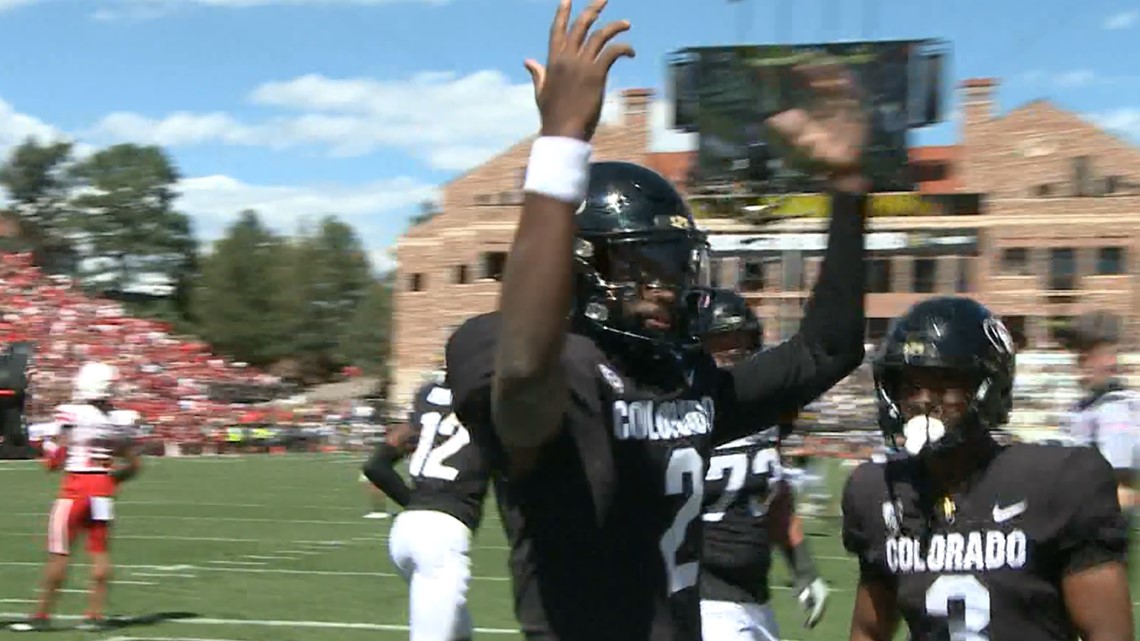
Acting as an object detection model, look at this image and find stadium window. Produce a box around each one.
[865,258,892,293]
[1105,175,1121,194]
[1071,156,1091,197]
[408,272,425,292]
[912,258,937,293]
[1000,248,1031,276]
[1096,247,1126,275]
[1048,248,1076,291]
[739,260,765,291]
[474,194,492,205]
[955,256,971,292]
[1034,183,1053,198]
[454,264,470,284]
[481,251,508,281]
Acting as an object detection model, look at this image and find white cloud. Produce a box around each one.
[0,94,435,271]
[0,0,40,12]
[88,70,639,171]
[1087,108,1140,140]
[94,0,448,21]
[1105,9,1139,29]
[0,98,65,155]
[137,0,447,5]
[178,174,438,235]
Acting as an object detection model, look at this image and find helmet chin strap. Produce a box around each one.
[902,415,947,456]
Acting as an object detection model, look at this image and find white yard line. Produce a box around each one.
[6,513,375,526]
[0,561,509,580]
[0,612,520,634]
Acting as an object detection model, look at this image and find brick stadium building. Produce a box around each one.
[391,78,1140,404]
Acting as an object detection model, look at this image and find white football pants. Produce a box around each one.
[700,600,781,641]
[388,510,475,641]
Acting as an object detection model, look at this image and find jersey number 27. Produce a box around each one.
[409,412,470,481]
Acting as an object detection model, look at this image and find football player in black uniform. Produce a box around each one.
[363,374,493,641]
[841,296,1133,641]
[446,1,868,639]
[696,288,830,641]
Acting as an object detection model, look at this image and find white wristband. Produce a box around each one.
[523,136,592,204]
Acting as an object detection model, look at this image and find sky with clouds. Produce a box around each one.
[0,0,1138,272]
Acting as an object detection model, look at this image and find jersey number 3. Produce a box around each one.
[408,412,470,481]
[660,447,704,595]
[925,574,990,641]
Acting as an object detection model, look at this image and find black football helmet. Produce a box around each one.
[694,287,763,366]
[695,287,763,341]
[573,162,710,354]
[873,296,1016,457]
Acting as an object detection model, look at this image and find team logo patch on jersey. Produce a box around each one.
[881,500,901,537]
[983,317,1015,355]
[597,364,624,394]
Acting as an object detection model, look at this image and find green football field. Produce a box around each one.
[0,453,1136,641]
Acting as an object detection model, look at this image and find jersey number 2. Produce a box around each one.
[660,447,704,595]
[408,412,470,481]
[925,574,990,641]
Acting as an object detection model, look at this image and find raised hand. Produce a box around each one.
[524,0,635,141]
[766,58,869,190]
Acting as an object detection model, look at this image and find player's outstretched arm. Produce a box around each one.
[110,440,141,484]
[769,485,829,629]
[492,0,633,463]
[721,62,868,435]
[361,424,414,507]
[1057,447,1133,641]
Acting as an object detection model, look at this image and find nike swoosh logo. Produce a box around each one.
[992,500,1028,523]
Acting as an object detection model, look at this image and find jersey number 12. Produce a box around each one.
[660,447,704,595]
[408,412,470,481]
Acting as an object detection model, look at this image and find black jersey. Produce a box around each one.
[448,193,867,641]
[699,426,784,605]
[403,380,493,531]
[842,443,1129,641]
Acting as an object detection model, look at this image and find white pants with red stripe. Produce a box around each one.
[388,510,474,641]
[47,496,113,555]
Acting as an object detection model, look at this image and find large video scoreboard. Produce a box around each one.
[669,40,947,195]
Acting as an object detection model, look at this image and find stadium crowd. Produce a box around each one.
[0,251,374,447]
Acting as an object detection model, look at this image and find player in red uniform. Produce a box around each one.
[10,362,142,633]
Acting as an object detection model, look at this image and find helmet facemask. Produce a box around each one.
[574,230,711,350]
[875,362,1010,459]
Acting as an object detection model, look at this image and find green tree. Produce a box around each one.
[0,138,77,272]
[194,210,295,366]
[288,216,373,380]
[69,144,195,296]
[340,276,393,376]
